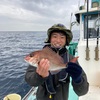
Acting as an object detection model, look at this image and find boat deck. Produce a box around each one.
[79,86,100,100]
[22,87,37,100]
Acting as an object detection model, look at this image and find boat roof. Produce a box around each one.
[75,7,100,14]
[75,7,100,23]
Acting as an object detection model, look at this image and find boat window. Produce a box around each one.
[84,14,100,39]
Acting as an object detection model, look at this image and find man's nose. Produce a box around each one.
[56,37,61,42]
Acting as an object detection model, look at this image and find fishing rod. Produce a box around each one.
[85,0,90,60]
[94,27,99,61]
[94,4,100,61]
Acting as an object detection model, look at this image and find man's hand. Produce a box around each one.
[66,62,82,83]
[36,59,50,78]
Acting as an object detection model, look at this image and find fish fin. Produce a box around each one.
[42,47,52,52]
[70,56,79,63]
[65,56,79,67]
[42,47,64,63]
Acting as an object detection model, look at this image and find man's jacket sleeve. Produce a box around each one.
[69,54,89,96]
[25,65,47,86]
[72,69,89,96]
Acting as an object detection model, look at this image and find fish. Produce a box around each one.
[24,47,78,73]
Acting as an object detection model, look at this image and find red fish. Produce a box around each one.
[24,47,78,72]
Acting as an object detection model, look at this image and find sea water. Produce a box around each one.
[0,31,79,100]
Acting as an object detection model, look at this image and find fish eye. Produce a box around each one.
[30,52,34,57]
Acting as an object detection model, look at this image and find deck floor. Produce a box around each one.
[79,86,100,100]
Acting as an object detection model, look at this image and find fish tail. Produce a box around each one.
[70,56,79,63]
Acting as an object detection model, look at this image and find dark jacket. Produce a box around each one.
[25,45,89,100]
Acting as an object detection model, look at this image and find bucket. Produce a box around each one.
[3,93,21,100]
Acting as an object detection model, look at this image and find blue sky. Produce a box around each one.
[0,0,86,31]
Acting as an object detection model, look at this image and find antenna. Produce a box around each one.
[84,0,87,8]
[70,13,73,30]
[78,0,80,10]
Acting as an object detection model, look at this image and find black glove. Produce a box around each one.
[66,62,82,83]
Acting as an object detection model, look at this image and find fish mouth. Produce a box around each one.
[24,55,39,65]
[24,55,30,61]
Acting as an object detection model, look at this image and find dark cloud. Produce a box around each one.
[0,0,79,18]
[0,0,79,31]
[1,0,77,18]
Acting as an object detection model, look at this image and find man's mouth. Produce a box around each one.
[52,43,62,48]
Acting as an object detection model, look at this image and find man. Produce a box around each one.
[25,24,89,100]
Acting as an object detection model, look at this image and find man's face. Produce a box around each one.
[50,32,66,48]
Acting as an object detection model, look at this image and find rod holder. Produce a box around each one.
[94,46,99,61]
[85,47,90,60]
